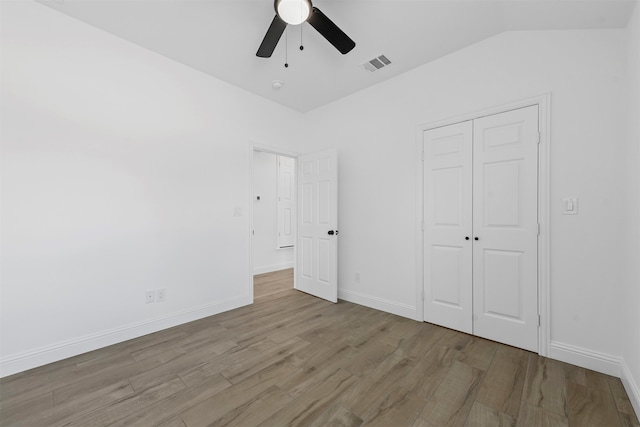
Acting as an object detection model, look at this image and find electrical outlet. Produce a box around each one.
[145,291,155,304]
[355,272,361,283]
[156,288,166,302]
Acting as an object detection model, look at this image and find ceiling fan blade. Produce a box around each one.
[307,7,355,54]
[257,15,287,58]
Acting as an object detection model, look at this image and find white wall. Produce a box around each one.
[0,1,304,376]
[622,1,640,417]
[252,151,294,274]
[305,29,628,372]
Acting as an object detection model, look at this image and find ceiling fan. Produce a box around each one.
[256,0,356,58]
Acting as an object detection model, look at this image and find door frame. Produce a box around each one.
[415,93,551,356]
[249,143,301,303]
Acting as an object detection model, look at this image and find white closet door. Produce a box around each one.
[296,149,338,303]
[472,105,539,352]
[423,121,473,334]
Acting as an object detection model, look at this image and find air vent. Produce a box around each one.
[362,55,392,72]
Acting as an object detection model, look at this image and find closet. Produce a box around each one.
[423,105,539,352]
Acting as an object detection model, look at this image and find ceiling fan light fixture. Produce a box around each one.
[275,0,311,25]
[257,0,355,58]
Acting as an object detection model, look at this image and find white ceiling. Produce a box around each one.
[36,0,636,112]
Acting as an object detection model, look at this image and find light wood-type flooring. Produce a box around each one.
[1,269,638,426]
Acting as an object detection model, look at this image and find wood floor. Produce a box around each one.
[1,269,638,427]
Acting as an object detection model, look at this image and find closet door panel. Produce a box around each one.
[423,121,473,334]
[472,106,539,352]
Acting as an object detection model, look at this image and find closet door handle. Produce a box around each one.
[465,237,470,240]
[328,230,335,235]
[474,237,479,241]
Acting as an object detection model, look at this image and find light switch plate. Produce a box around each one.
[562,198,578,215]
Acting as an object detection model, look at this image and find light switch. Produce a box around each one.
[562,198,578,215]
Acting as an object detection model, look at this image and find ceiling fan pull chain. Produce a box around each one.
[300,24,304,51]
[284,26,289,68]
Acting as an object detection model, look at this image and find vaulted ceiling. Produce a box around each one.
[36,0,636,112]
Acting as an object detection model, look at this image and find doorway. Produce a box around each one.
[417,94,551,355]
[250,146,340,304]
[252,148,297,298]
[423,105,539,352]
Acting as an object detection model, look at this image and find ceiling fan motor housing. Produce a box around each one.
[274,0,313,25]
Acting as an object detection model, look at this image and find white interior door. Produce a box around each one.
[472,105,539,352]
[423,121,473,333]
[277,155,296,248]
[296,149,338,303]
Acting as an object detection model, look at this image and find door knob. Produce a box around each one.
[474,237,479,241]
[328,230,335,235]
[465,237,470,240]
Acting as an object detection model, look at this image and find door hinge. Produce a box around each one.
[537,131,542,144]
[537,223,541,236]
[538,314,541,327]
[421,151,424,162]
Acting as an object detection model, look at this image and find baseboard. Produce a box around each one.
[621,360,640,421]
[0,295,251,378]
[548,341,621,377]
[253,261,294,275]
[338,289,417,320]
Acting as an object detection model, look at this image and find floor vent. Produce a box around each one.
[362,55,391,72]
